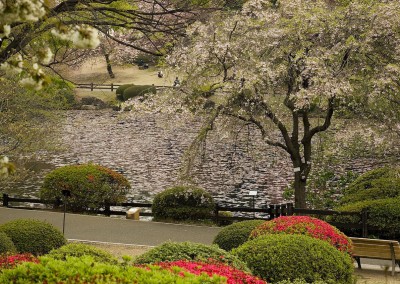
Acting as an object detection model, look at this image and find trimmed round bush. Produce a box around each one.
[40,163,130,212]
[0,219,66,255]
[335,198,400,239]
[116,84,134,101]
[340,167,400,204]
[47,243,118,264]
[0,231,16,255]
[152,186,215,221]
[213,220,265,251]
[215,211,234,226]
[0,256,224,283]
[250,216,352,254]
[133,241,249,271]
[232,234,354,283]
[122,85,156,101]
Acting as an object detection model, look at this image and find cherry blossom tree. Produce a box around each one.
[167,0,400,208]
[0,0,226,86]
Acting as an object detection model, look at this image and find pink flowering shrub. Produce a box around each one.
[156,260,267,284]
[0,254,39,269]
[250,216,352,254]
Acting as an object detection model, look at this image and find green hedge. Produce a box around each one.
[121,85,156,101]
[47,243,118,264]
[232,234,354,284]
[133,241,249,272]
[0,219,66,255]
[213,220,265,251]
[340,167,400,204]
[152,186,215,221]
[116,84,134,101]
[0,256,224,283]
[0,231,16,255]
[40,163,130,212]
[335,198,400,239]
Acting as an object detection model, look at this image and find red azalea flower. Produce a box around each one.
[0,254,39,269]
[156,260,267,284]
[251,216,353,254]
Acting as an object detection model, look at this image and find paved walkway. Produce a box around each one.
[0,207,221,246]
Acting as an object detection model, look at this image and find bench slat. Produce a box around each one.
[353,252,397,259]
[351,238,399,245]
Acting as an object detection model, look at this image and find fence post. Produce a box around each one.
[90,83,94,91]
[287,203,294,216]
[361,209,368,238]
[104,202,111,217]
[214,204,219,223]
[281,203,287,216]
[269,204,275,220]
[276,204,282,217]
[54,197,62,208]
[2,193,9,207]
[111,83,114,92]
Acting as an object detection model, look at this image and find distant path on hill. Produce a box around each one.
[56,57,174,86]
[0,207,221,246]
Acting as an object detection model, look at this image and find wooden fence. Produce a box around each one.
[1,193,369,236]
[76,83,172,92]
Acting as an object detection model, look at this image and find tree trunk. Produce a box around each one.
[100,43,115,79]
[294,172,307,209]
[104,53,115,79]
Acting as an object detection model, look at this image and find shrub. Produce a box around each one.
[224,0,248,10]
[215,211,234,226]
[122,85,156,101]
[80,96,107,108]
[213,220,265,251]
[157,260,266,284]
[340,167,400,204]
[152,186,215,221]
[47,243,118,264]
[0,231,16,255]
[232,234,354,284]
[0,253,39,270]
[335,198,400,239]
[116,84,134,101]
[250,216,352,254]
[0,256,225,283]
[0,219,66,255]
[133,241,249,271]
[40,163,130,212]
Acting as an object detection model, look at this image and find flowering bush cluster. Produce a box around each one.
[156,260,266,284]
[0,254,39,269]
[250,216,352,254]
[0,256,225,283]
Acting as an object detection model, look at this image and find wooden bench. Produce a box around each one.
[350,237,400,276]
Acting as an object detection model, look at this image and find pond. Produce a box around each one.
[2,109,294,208]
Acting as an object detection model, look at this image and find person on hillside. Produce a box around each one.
[158,71,164,78]
[173,77,180,87]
